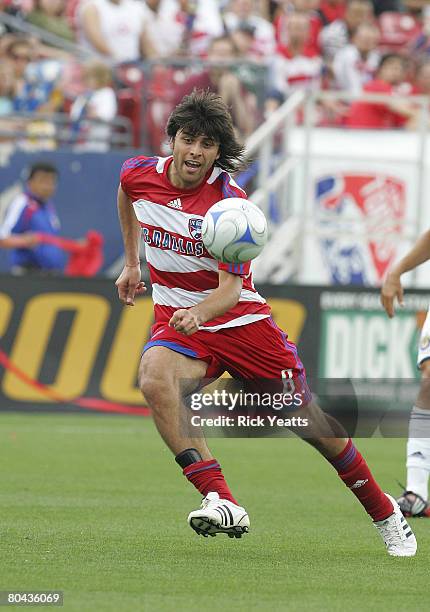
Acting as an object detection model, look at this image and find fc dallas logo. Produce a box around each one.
[188,218,203,240]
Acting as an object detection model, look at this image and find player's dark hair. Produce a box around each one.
[166,89,247,173]
[28,162,58,180]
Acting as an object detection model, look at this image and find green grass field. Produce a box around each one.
[0,412,428,611]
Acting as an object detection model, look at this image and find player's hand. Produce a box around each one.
[169,309,201,335]
[115,264,146,306]
[381,271,404,318]
[22,232,41,248]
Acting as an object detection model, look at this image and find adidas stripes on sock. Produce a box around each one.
[329,439,394,522]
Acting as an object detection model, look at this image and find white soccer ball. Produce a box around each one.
[201,198,268,264]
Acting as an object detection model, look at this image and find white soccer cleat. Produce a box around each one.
[188,492,250,538]
[374,493,417,557]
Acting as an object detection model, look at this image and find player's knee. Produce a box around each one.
[139,375,174,409]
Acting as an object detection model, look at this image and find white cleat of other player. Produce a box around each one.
[374,494,417,557]
[188,492,250,538]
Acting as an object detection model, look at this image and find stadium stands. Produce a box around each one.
[0,0,429,151]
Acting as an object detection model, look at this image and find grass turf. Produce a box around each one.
[0,412,428,611]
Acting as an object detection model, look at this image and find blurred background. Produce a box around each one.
[1,0,430,412]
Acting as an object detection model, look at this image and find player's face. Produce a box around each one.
[170,130,220,189]
[28,171,58,201]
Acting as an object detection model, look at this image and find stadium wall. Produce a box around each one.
[0,275,427,417]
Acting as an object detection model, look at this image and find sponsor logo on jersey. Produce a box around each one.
[350,479,369,489]
[141,226,205,257]
[188,218,203,240]
[167,198,182,210]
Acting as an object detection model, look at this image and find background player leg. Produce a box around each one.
[400,359,430,516]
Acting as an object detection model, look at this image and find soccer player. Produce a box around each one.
[381,230,430,518]
[116,90,416,556]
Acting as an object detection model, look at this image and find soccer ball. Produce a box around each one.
[202,198,268,263]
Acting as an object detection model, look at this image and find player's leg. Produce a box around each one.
[288,401,394,516]
[399,353,430,517]
[139,345,210,457]
[215,319,416,555]
[139,344,249,537]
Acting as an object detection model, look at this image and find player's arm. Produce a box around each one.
[115,185,146,306]
[381,228,430,317]
[0,233,40,249]
[169,270,242,335]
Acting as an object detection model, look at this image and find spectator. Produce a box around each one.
[345,53,418,127]
[317,0,347,25]
[3,38,63,114]
[275,0,322,56]
[70,60,117,151]
[158,0,224,57]
[230,22,263,61]
[173,35,257,138]
[78,0,156,63]
[229,23,266,97]
[372,1,400,16]
[415,58,430,94]
[402,59,430,128]
[5,38,34,97]
[378,0,424,51]
[0,1,32,38]
[224,0,276,58]
[319,0,374,60]
[0,161,66,273]
[408,2,430,58]
[333,21,380,93]
[26,0,75,43]
[13,59,63,114]
[0,60,15,116]
[268,11,323,102]
[143,0,183,57]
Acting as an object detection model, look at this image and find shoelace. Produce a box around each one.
[377,517,405,547]
[200,496,214,509]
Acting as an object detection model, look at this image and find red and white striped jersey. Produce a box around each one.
[120,155,270,332]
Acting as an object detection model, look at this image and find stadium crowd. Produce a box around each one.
[0,0,430,150]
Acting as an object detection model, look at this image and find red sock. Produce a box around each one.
[329,439,393,521]
[183,459,238,505]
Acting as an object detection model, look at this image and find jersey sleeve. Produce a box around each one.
[218,261,251,277]
[217,171,248,200]
[0,194,28,238]
[120,156,157,199]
